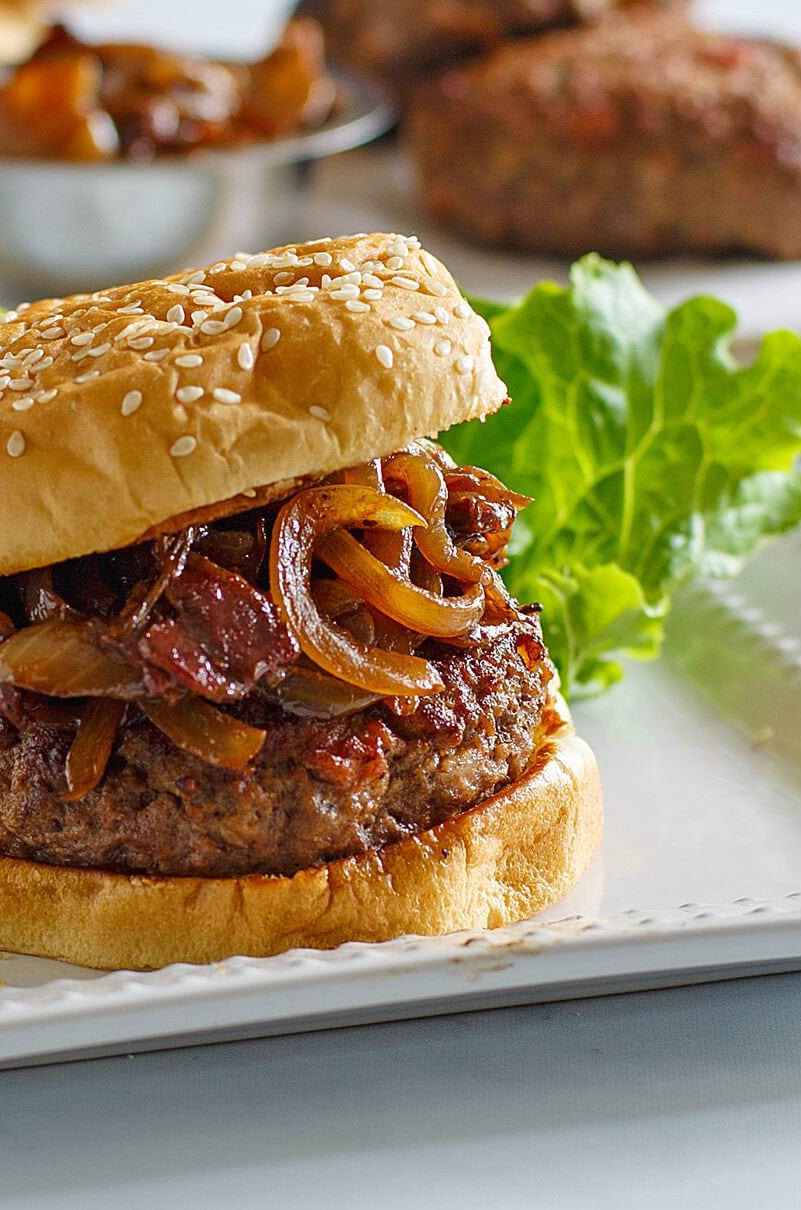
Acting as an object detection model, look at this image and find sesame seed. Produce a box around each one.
[309,405,331,420]
[8,378,33,391]
[274,271,295,285]
[209,262,228,274]
[12,396,35,411]
[240,289,253,301]
[321,274,332,289]
[237,343,255,370]
[454,301,472,318]
[346,300,371,313]
[0,311,19,324]
[176,386,204,404]
[0,376,8,390]
[375,345,394,369]
[166,283,191,295]
[363,289,382,302]
[121,390,143,415]
[223,306,243,329]
[70,332,94,346]
[184,271,206,285]
[261,328,281,350]
[173,405,189,423]
[330,285,360,301]
[128,337,154,350]
[6,430,25,457]
[314,251,333,265]
[421,251,438,275]
[118,302,143,315]
[88,341,112,357]
[455,355,475,375]
[170,435,197,458]
[201,320,227,336]
[166,304,185,324]
[412,311,437,324]
[75,370,100,383]
[339,258,356,273]
[191,311,208,325]
[362,273,383,289]
[435,307,450,324]
[388,316,415,331]
[434,340,452,356]
[144,349,171,362]
[386,256,404,271]
[230,259,248,271]
[212,388,241,404]
[23,348,44,364]
[175,354,204,369]
[36,388,58,403]
[40,326,64,340]
[70,348,91,362]
[30,357,54,373]
[391,276,420,291]
[426,280,447,297]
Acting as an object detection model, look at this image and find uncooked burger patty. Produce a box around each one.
[408,8,801,259]
[0,619,551,878]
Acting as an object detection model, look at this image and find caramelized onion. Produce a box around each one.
[386,446,490,585]
[142,697,266,769]
[274,663,381,719]
[317,529,485,637]
[270,485,444,696]
[0,619,141,697]
[386,446,519,617]
[64,698,126,801]
[106,528,196,642]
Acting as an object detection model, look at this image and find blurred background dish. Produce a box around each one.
[0,70,391,299]
[0,5,393,299]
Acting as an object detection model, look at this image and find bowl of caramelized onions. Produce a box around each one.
[0,17,393,297]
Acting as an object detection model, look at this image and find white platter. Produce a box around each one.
[1,530,800,1068]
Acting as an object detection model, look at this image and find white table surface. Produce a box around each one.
[2,1,801,1205]
[1,975,799,1210]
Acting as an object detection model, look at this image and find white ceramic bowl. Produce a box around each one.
[0,71,394,301]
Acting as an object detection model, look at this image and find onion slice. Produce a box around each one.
[274,664,381,719]
[270,485,444,696]
[386,447,490,585]
[317,529,485,637]
[64,698,126,801]
[142,697,266,769]
[0,619,141,697]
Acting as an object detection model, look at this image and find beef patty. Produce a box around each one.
[408,6,801,259]
[0,619,552,878]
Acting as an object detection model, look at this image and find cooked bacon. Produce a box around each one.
[164,553,298,689]
[0,443,530,793]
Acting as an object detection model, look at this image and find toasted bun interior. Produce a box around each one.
[0,694,602,970]
[0,233,507,576]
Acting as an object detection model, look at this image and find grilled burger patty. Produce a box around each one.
[0,619,551,878]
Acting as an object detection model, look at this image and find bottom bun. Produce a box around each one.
[0,695,602,970]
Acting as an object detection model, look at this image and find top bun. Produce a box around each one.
[0,233,507,575]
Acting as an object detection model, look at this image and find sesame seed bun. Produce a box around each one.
[0,233,507,577]
[0,693,602,970]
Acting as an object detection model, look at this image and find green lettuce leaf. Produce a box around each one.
[443,256,801,697]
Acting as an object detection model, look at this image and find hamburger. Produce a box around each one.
[0,232,602,970]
